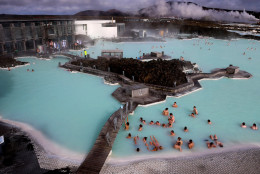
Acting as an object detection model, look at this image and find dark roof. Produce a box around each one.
[102,50,123,53]
[227,66,239,69]
[128,84,148,90]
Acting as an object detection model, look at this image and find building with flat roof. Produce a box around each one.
[127,84,149,98]
[99,49,123,59]
[0,18,125,55]
[75,20,125,39]
[226,65,239,74]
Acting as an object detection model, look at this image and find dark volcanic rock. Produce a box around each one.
[72,58,191,87]
[0,55,27,68]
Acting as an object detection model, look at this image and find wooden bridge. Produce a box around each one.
[77,101,138,174]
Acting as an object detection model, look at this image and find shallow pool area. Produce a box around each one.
[1,37,260,162]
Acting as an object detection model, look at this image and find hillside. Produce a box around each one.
[74,9,130,17]
[74,1,260,23]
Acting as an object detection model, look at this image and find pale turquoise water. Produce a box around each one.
[0,57,120,153]
[1,38,260,159]
[111,38,260,157]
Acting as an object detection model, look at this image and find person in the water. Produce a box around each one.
[193,106,198,115]
[125,115,129,130]
[207,142,216,149]
[241,122,246,128]
[170,130,175,136]
[172,102,178,108]
[162,108,169,116]
[251,123,258,130]
[188,139,194,149]
[189,113,195,118]
[125,122,129,130]
[138,124,143,131]
[174,142,182,152]
[126,133,131,139]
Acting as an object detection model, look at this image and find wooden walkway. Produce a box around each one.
[77,102,138,174]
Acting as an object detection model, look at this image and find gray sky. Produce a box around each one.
[0,0,260,15]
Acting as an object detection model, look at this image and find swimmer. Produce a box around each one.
[162,123,167,128]
[138,124,143,131]
[125,115,129,130]
[189,113,195,118]
[168,123,173,128]
[174,142,182,152]
[208,119,212,124]
[170,130,175,136]
[188,139,194,149]
[143,137,147,143]
[159,146,163,150]
[142,120,146,124]
[193,106,198,115]
[177,137,183,146]
[32,69,34,72]
[125,122,129,130]
[140,117,143,122]
[172,102,178,108]
[215,140,224,147]
[151,146,158,151]
[251,123,258,130]
[145,143,149,151]
[207,142,216,149]
[169,113,175,123]
[184,126,188,132]
[136,148,140,152]
[155,121,160,126]
[241,122,246,128]
[126,133,132,139]
[162,108,169,116]
[134,136,139,145]
[149,121,154,125]
[150,136,161,149]
[214,134,218,140]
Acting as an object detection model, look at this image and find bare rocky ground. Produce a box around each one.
[0,122,72,174]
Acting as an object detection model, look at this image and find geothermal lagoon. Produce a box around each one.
[1,37,260,162]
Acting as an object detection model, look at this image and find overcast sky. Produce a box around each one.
[0,0,260,15]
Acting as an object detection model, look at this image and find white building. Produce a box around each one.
[75,20,118,39]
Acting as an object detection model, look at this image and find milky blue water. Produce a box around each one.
[1,38,260,159]
[0,57,120,154]
[110,38,260,158]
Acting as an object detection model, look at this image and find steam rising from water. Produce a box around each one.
[140,1,259,23]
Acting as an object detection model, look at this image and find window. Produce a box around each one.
[83,24,87,31]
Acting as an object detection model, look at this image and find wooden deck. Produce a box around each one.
[77,102,138,174]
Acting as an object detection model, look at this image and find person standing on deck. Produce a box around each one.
[84,50,87,58]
